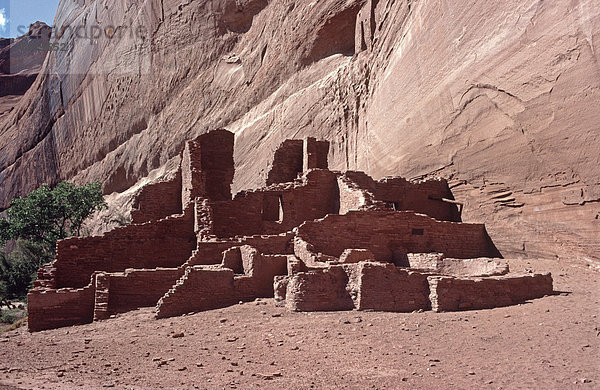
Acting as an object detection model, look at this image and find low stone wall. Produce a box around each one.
[156,266,237,319]
[100,268,184,316]
[407,254,509,277]
[280,262,431,312]
[28,285,95,332]
[156,247,288,318]
[355,263,431,312]
[428,273,553,312]
[284,266,354,311]
[186,233,294,266]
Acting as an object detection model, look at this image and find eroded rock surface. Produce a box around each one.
[0,1,598,261]
[0,22,51,118]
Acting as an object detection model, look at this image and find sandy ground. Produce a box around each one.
[0,258,598,390]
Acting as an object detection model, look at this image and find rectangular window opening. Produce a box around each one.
[262,194,284,222]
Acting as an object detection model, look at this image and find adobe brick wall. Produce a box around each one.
[54,206,195,288]
[296,211,501,263]
[131,171,182,224]
[266,140,303,185]
[428,273,553,312]
[182,129,234,207]
[28,285,95,332]
[209,170,339,238]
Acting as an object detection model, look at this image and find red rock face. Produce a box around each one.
[1,1,599,261]
[0,22,51,118]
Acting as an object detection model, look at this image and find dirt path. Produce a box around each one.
[1,258,598,390]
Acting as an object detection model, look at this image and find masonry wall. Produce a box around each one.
[28,285,95,332]
[182,129,235,207]
[266,140,303,185]
[104,268,185,314]
[339,172,460,222]
[284,266,355,311]
[337,174,380,214]
[303,137,329,171]
[156,266,237,319]
[130,171,182,224]
[186,233,293,266]
[374,177,461,222]
[428,273,553,312]
[296,211,501,263]
[355,263,431,311]
[54,207,195,289]
[280,262,431,312]
[209,170,339,238]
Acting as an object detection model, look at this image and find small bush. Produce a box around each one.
[0,307,27,325]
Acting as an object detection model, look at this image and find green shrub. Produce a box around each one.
[0,181,107,300]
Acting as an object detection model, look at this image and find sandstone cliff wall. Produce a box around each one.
[0,0,598,261]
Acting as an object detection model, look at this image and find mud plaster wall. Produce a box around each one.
[374,178,461,222]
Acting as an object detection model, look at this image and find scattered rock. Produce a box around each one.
[172,332,185,338]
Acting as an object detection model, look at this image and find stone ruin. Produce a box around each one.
[27,129,553,332]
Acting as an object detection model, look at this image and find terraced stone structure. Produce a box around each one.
[27,129,553,332]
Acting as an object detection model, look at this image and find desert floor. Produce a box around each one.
[1,258,598,390]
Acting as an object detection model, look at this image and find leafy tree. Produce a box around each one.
[0,181,107,300]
